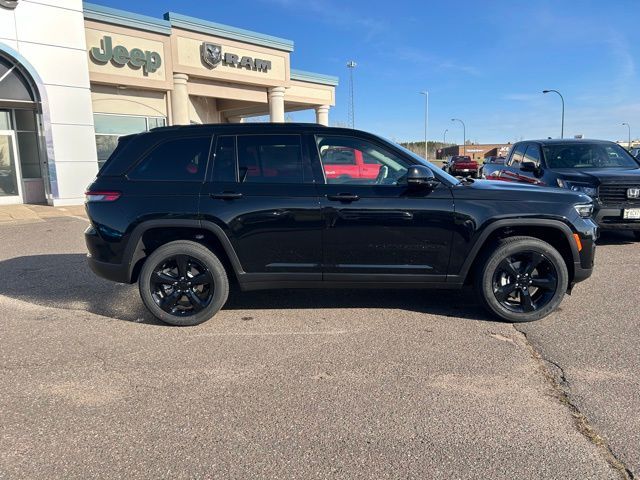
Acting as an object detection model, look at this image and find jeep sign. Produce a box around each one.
[90,36,162,76]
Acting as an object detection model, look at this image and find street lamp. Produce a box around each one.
[622,122,631,150]
[419,91,429,160]
[451,118,466,155]
[443,128,448,144]
[542,89,565,139]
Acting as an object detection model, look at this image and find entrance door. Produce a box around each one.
[0,130,23,204]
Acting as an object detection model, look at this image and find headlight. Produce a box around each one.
[574,203,594,218]
[557,179,597,197]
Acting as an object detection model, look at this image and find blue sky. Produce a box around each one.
[98,0,640,144]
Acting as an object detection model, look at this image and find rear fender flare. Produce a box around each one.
[124,219,244,282]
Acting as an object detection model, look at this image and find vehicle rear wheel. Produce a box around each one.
[475,236,568,323]
[138,240,229,326]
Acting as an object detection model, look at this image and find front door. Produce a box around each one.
[0,130,23,204]
[200,132,323,284]
[312,133,455,282]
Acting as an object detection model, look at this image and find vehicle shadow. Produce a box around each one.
[596,230,638,246]
[0,254,496,325]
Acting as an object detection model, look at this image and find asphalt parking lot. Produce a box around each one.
[0,215,638,479]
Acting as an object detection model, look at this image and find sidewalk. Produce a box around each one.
[0,204,87,224]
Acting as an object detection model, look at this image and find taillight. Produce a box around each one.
[85,191,121,202]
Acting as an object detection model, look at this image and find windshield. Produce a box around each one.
[543,143,639,169]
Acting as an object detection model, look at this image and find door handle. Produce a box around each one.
[327,193,360,202]
[210,192,243,200]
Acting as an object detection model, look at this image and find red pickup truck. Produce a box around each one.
[322,147,381,180]
[443,155,480,178]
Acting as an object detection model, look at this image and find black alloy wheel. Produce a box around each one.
[492,251,558,314]
[476,236,569,323]
[139,241,229,326]
[150,255,214,316]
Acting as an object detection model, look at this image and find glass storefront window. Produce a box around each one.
[0,111,11,130]
[0,135,18,197]
[94,114,166,168]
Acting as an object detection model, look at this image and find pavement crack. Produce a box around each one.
[515,328,635,480]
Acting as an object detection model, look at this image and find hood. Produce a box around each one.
[550,167,640,184]
[458,179,591,204]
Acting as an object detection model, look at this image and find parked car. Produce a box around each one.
[630,147,640,159]
[443,155,480,178]
[321,146,381,182]
[485,139,640,239]
[85,124,597,326]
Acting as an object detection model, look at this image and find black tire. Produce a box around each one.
[475,236,569,323]
[138,240,229,326]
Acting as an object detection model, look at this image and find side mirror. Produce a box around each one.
[520,161,540,173]
[407,165,439,189]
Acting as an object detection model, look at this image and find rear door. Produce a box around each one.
[200,131,323,284]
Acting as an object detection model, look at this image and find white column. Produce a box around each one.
[171,73,190,125]
[268,86,286,123]
[315,105,330,126]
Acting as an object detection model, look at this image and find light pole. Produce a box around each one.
[542,89,564,139]
[443,128,448,144]
[622,122,631,150]
[347,61,357,129]
[419,91,429,160]
[451,118,466,155]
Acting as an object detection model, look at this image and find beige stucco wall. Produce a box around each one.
[91,84,168,117]
[287,80,335,106]
[189,96,219,124]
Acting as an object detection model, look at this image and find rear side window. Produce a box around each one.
[237,135,305,184]
[211,135,237,183]
[128,136,212,182]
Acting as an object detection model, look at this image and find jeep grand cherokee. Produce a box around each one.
[85,124,597,326]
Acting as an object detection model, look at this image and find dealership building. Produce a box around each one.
[0,0,338,205]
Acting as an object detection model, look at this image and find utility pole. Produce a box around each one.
[623,123,631,150]
[542,89,565,139]
[451,118,466,155]
[347,61,357,129]
[419,91,429,160]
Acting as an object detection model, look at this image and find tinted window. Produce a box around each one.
[523,144,542,166]
[211,135,237,183]
[128,136,211,181]
[509,144,526,167]
[317,135,411,185]
[543,143,640,169]
[237,135,305,184]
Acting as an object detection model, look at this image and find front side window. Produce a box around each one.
[128,136,211,182]
[523,144,542,166]
[237,135,305,184]
[316,135,411,185]
[509,144,526,167]
[94,114,166,168]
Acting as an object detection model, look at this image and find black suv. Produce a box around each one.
[85,124,597,326]
[486,139,640,239]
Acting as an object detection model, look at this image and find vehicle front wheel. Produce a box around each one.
[138,240,229,326]
[475,236,569,323]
